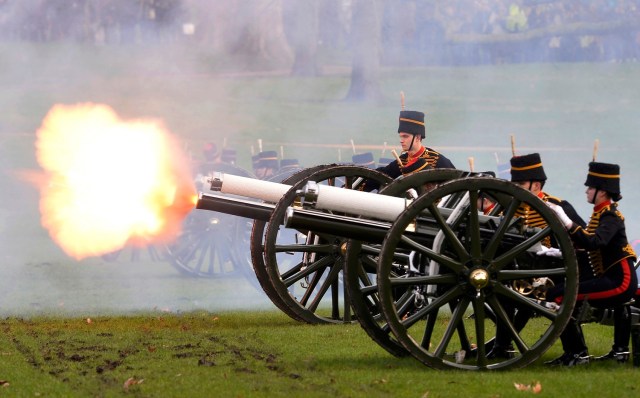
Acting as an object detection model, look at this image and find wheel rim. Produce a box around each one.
[249,165,330,320]
[344,169,466,357]
[377,177,578,370]
[264,165,392,324]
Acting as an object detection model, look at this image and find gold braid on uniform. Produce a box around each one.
[401,148,441,169]
[584,205,605,277]
[515,193,554,247]
[614,209,636,259]
[421,149,440,168]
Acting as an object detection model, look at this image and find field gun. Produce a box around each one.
[193,166,581,370]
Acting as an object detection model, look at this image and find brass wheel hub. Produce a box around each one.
[469,268,489,289]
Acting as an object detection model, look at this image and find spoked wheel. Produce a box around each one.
[376,177,578,370]
[249,165,329,320]
[263,165,393,324]
[344,169,466,357]
[101,240,169,263]
[166,163,259,281]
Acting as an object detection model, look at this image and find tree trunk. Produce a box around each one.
[282,0,319,76]
[345,0,382,102]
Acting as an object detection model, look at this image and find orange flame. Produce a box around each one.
[35,103,197,260]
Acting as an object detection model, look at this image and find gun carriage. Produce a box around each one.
[194,166,582,370]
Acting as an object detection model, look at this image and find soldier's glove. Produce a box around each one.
[546,202,573,230]
[536,246,563,258]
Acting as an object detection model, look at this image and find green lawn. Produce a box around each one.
[1,311,639,397]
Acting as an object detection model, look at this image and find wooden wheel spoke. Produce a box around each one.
[307,261,343,312]
[493,227,553,270]
[282,255,334,286]
[493,283,559,321]
[398,235,463,273]
[274,243,335,254]
[471,296,488,367]
[426,202,469,262]
[498,267,566,281]
[483,197,521,259]
[468,190,482,259]
[485,295,529,354]
[400,285,464,329]
[434,297,470,358]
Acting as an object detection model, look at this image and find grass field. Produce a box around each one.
[1,41,640,396]
[1,311,639,397]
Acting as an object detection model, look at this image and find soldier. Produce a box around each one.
[546,162,637,366]
[365,110,455,191]
[220,148,237,164]
[254,150,279,180]
[198,142,219,174]
[489,153,586,359]
[279,158,301,172]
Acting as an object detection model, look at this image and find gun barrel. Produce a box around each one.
[210,173,291,203]
[196,193,274,221]
[284,207,392,243]
[303,181,410,222]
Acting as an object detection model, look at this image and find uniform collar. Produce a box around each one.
[594,199,612,212]
[409,146,426,159]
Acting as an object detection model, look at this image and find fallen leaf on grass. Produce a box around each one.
[454,349,466,363]
[123,377,144,391]
[514,381,542,394]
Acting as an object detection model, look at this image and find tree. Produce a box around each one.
[345,0,382,101]
[282,0,319,76]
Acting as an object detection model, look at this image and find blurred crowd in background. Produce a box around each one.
[1,0,639,65]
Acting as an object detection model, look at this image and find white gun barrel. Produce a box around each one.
[208,172,291,203]
[302,181,412,222]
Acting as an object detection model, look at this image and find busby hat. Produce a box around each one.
[401,157,430,175]
[398,110,425,138]
[252,154,260,168]
[378,157,395,168]
[510,153,547,182]
[221,148,236,164]
[585,162,621,201]
[280,158,300,169]
[352,152,376,169]
[256,150,279,169]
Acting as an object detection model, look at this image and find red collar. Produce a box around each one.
[409,146,426,159]
[594,200,612,212]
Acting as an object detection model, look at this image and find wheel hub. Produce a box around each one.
[469,268,489,289]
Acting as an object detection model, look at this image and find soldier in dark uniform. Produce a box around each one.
[365,110,455,191]
[489,153,586,359]
[254,150,279,180]
[279,158,301,172]
[545,162,637,366]
[198,142,219,175]
[220,148,237,164]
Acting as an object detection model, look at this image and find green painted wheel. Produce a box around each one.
[263,165,392,324]
[377,177,578,370]
[249,165,333,321]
